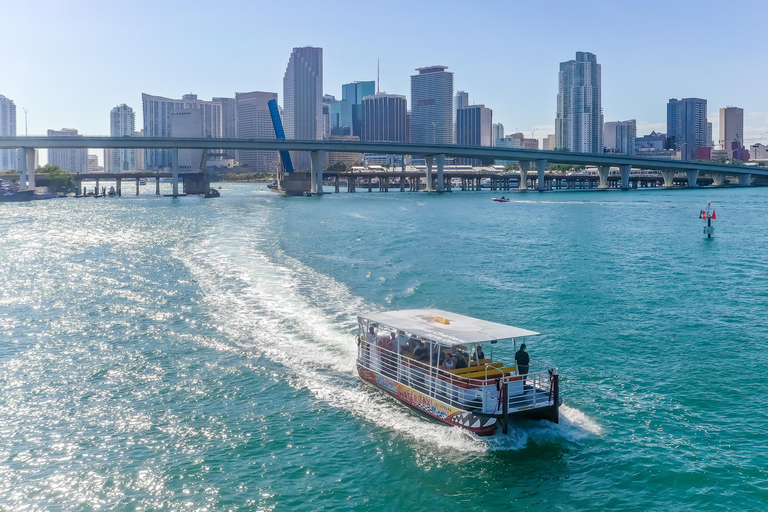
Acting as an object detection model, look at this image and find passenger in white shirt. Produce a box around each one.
[365,326,376,346]
[396,330,409,352]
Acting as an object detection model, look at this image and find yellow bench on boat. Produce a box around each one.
[460,366,517,380]
[469,358,492,367]
[448,363,503,375]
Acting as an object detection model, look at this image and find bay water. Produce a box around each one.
[1,183,767,510]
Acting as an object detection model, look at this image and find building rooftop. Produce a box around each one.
[415,65,449,74]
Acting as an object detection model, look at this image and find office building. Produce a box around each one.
[322,94,335,139]
[543,133,556,151]
[667,98,707,161]
[555,51,603,153]
[603,120,636,155]
[283,46,323,170]
[719,107,744,152]
[454,91,469,112]
[456,105,492,165]
[495,135,523,166]
[142,93,223,169]
[213,97,236,139]
[361,93,408,143]
[492,123,504,145]
[511,132,539,150]
[87,154,102,173]
[707,122,713,148]
[133,130,144,170]
[235,91,279,172]
[327,135,362,166]
[0,95,16,171]
[411,66,454,144]
[47,129,87,173]
[342,81,375,137]
[105,104,135,172]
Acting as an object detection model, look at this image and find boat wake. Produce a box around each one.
[178,219,599,454]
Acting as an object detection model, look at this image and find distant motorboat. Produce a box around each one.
[139,179,147,185]
[0,187,35,202]
[492,197,511,203]
[267,180,278,190]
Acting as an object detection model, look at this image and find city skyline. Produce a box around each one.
[2,0,768,163]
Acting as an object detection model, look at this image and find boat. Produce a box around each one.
[267,180,278,190]
[0,186,35,202]
[356,309,560,436]
[107,186,117,197]
[139,179,147,186]
[492,197,511,202]
[204,188,220,198]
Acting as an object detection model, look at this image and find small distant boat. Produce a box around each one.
[139,179,147,185]
[492,197,511,202]
[267,180,278,190]
[0,187,35,202]
[204,188,220,198]
[108,186,117,197]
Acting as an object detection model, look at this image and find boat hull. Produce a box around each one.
[358,366,498,436]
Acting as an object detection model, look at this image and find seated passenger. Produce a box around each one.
[395,330,409,352]
[475,345,485,361]
[408,336,420,352]
[413,340,429,361]
[443,354,456,371]
[455,355,467,369]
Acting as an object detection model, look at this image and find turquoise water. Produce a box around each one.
[1,184,767,510]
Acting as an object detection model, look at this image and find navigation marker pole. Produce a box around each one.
[700,202,716,238]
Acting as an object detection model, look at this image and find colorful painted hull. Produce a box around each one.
[358,366,498,436]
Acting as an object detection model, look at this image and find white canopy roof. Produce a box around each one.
[360,309,540,347]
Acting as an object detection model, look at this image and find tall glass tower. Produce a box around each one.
[555,52,603,153]
[283,46,323,171]
[410,66,454,145]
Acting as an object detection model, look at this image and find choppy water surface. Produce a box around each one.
[1,184,767,510]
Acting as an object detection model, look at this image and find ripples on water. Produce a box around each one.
[1,185,767,510]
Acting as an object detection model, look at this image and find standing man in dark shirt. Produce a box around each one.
[514,344,530,383]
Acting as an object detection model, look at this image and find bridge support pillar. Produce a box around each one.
[310,150,325,194]
[17,147,35,190]
[436,154,445,192]
[136,178,140,195]
[738,173,751,186]
[597,165,610,189]
[24,148,35,189]
[519,161,529,190]
[661,170,675,187]
[116,178,122,196]
[620,164,631,190]
[425,155,434,192]
[711,174,725,186]
[686,169,699,188]
[156,176,161,195]
[171,147,180,195]
[536,159,548,191]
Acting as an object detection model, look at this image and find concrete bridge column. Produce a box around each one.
[519,161,529,190]
[660,170,675,188]
[17,147,28,190]
[686,170,699,188]
[436,154,445,192]
[136,178,140,195]
[171,147,180,195]
[597,165,610,189]
[620,164,631,190]
[425,155,434,192]
[711,174,725,186]
[310,150,325,194]
[738,173,752,186]
[156,176,161,195]
[116,178,122,196]
[24,148,36,189]
[536,159,548,191]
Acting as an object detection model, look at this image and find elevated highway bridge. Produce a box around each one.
[1,137,764,194]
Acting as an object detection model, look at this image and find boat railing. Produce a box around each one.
[357,341,556,413]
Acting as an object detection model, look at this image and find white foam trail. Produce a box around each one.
[178,218,599,452]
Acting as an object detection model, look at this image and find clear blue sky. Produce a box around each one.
[3,0,767,156]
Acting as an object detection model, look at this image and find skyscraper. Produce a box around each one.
[142,93,223,169]
[667,98,707,161]
[603,120,636,155]
[105,104,135,172]
[492,123,504,145]
[719,107,744,152]
[214,97,236,139]
[283,46,323,170]
[342,81,375,137]
[454,91,469,112]
[0,95,16,171]
[411,66,454,144]
[361,93,408,143]
[555,51,603,153]
[47,129,87,173]
[235,91,279,172]
[456,104,493,165]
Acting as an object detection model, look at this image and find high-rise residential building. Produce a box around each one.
[142,93,223,169]
[667,98,707,161]
[411,65,454,144]
[603,120,636,155]
[235,91,279,172]
[214,97,236,139]
[492,123,504,146]
[47,129,88,173]
[456,104,492,165]
[133,130,144,170]
[105,104,135,172]
[361,93,408,143]
[0,95,16,171]
[87,154,102,173]
[283,46,323,171]
[543,133,556,151]
[555,51,603,153]
[342,81,375,138]
[719,107,744,152]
